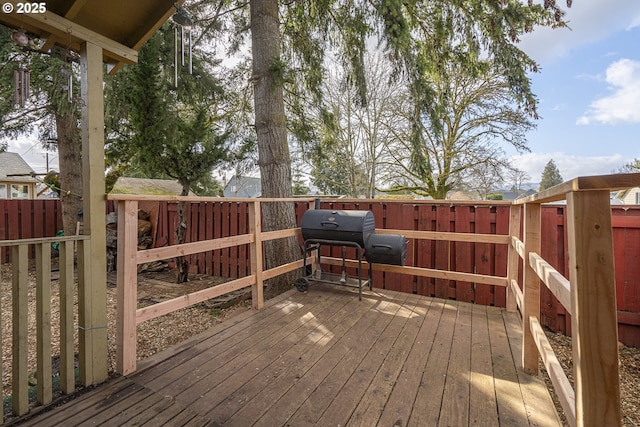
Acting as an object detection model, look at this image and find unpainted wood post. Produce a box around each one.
[506,204,521,312]
[308,200,319,272]
[80,40,108,384]
[116,199,139,375]
[11,244,28,415]
[77,239,92,386]
[35,242,53,404]
[566,190,621,427]
[249,201,264,309]
[59,241,75,394]
[522,202,541,374]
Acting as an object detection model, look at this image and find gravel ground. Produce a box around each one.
[540,328,640,427]
[1,263,639,426]
[1,264,249,400]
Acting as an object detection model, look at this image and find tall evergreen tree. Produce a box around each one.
[189,0,572,291]
[539,159,564,191]
[104,27,232,282]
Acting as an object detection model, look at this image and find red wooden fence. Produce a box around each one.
[2,199,639,346]
[0,199,63,261]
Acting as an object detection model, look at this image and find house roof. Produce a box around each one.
[0,151,37,182]
[0,0,180,73]
[110,177,195,196]
[224,175,262,198]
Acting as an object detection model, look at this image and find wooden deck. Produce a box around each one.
[20,284,561,427]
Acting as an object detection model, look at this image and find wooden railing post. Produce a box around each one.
[59,241,75,394]
[116,199,139,375]
[11,244,28,415]
[566,190,621,426]
[522,202,541,374]
[35,242,53,404]
[77,238,95,386]
[249,201,264,309]
[506,204,521,312]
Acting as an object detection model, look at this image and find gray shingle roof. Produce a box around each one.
[0,151,37,182]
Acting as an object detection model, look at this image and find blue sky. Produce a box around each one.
[4,0,640,184]
[511,0,640,182]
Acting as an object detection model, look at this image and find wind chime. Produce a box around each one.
[11,30,33,108]
[13,67,30,108]
[59,32,80,105]
[172,4,194,88]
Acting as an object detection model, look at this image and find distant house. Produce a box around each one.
[224,175,261,198]
[614,187,640,205]
[110,177,196,196]
[0,151,38,199]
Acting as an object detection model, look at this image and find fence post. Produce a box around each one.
[506,204,521,312]
[566,190,621,426]
[522,202,541,374]
[249,201,264,309]
[116,199,139,375]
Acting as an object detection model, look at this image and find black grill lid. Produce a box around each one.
[365,233,408,266]
[301,209,375,246]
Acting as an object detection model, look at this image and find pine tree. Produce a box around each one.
[539,159,564,191]
[104,27,232,283]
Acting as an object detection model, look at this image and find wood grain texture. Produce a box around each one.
[19,287,560,427]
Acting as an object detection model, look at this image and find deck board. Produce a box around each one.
[19,285,561,427]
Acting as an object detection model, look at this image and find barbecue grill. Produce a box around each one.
[300,209,375,246]
[296,208,408,299]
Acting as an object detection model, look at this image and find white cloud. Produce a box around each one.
[577,58,640,125]
[518,0,640,64]
[510,152,630,182]
[1,133,58,173]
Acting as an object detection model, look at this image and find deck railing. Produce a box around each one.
[507,172,640,427]
[0,235,90,419]
[110,195,316,375]
[1,172,638,424]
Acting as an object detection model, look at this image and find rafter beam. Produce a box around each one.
[40,0,89,52]
[1,10,137,64]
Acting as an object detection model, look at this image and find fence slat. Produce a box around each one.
[434,206,451,298]
[474,207,493,306]
[454,206,474,303]
[494,207,509,307]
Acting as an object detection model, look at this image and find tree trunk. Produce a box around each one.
[176,184,190,283]
[250,0,300,295]
[55,109,83,237]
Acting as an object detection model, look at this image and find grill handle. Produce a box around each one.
[371,244,392,250]
[320,221,340,227]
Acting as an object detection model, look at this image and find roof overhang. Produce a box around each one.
[0,0,181,74]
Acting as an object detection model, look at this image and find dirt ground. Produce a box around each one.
[1,262,639,426]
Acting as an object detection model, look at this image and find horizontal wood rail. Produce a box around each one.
[377,228,509,244]
[322,257,507,287]
[137,234,254,264]
[530,316,576,421]
[507,172,640,427]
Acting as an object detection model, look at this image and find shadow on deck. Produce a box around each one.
[19,285,561,426]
